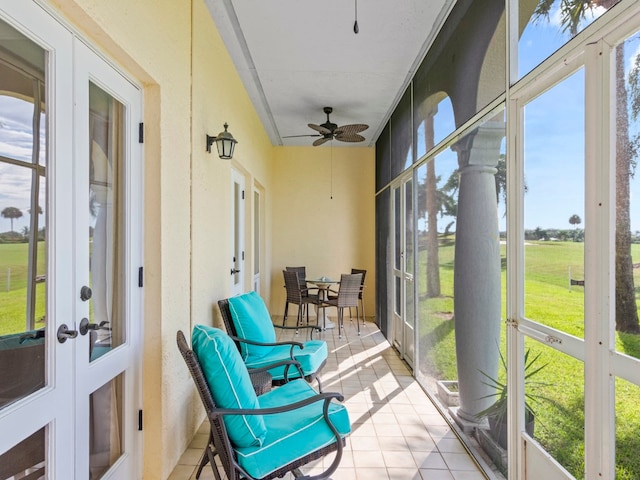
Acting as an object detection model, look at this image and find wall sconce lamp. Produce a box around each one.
[206,123,238,159]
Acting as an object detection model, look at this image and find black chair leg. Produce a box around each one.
[283,302,289,326]
[196,432,222,480]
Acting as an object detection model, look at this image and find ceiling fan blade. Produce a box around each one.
[334,133,366,143]
[334,123,369,135]
[308,123,331,135]
[282,134,322,138]
[312,137,332,147]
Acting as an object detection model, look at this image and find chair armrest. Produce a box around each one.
[228,335,305,364]
[228,335,304,350]
[211,391,345,417]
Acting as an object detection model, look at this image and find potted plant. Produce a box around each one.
[476,348,550,449]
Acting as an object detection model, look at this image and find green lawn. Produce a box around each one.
[0,241,46,335]
[418,238,640,479]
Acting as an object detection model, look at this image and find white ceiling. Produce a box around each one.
[205,0,454,147]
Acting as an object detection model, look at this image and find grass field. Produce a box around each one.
[417,238,640,479]
[0,241,46,335]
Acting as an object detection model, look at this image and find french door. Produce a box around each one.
[391,173,415,367]
[0,3,142,479]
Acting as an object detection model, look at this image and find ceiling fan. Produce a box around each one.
[283,107,369,146]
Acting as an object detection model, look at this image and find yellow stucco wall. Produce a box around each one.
[38,0,375,478]
[270,146,376,318]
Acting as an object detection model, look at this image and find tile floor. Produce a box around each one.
[169,316,488,480]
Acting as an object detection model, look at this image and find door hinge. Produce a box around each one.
[242,190,245,200]
[139,123,144,143]
[138,267,143,287]
[242,251,245,260]
[138,409,143,431]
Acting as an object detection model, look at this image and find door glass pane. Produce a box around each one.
[616,31,640,352]
[518,0,621,80]
[89,374,123,479]
[0,426,46,479]
[394,276,401,317]
[523,68,585,338]
[394,186,401,270]
[522,337,585,479]
[615,29,640,478]
[232,179,241,288]
[88,82,125,361]
[404,179,415,334]
[253,190,260,293]
[0,18,47,410]
[405,179,414,277]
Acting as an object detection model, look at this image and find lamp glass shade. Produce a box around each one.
[214,123,237,159]
[216,137,236,159]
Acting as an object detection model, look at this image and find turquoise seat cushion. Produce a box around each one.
[234,379,351,479]
[228,291,276,360]
[245,340,327,381]
[191,325,266,447]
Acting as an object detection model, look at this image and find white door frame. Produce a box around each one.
[231,168,245,296]
[390,172,415,367]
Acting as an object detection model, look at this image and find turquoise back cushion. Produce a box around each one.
[228,292,276,359]
[191,325,266,447]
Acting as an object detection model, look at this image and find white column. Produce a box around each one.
[453,121,503,422]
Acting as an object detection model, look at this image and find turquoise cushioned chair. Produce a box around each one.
[220,292,327,390]
[177,328,350,480]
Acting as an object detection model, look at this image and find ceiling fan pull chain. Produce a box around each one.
[354,0,359,34]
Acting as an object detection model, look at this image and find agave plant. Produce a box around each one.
[476,347,551,426]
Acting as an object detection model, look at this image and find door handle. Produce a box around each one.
[57,324,78,343]
[230,268,241,275]
[79,318,110,336]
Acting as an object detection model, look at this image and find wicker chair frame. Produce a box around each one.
[176,330,345,480]
[319,273,363,338]
[282,269,321,328]
[218,298,326,390]
[350,268,367,325]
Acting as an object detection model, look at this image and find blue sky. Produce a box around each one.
[0,95,46,233]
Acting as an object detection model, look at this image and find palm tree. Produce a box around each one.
[533,0,639,333]
[1,206,23,232]
[569,214,581,228]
